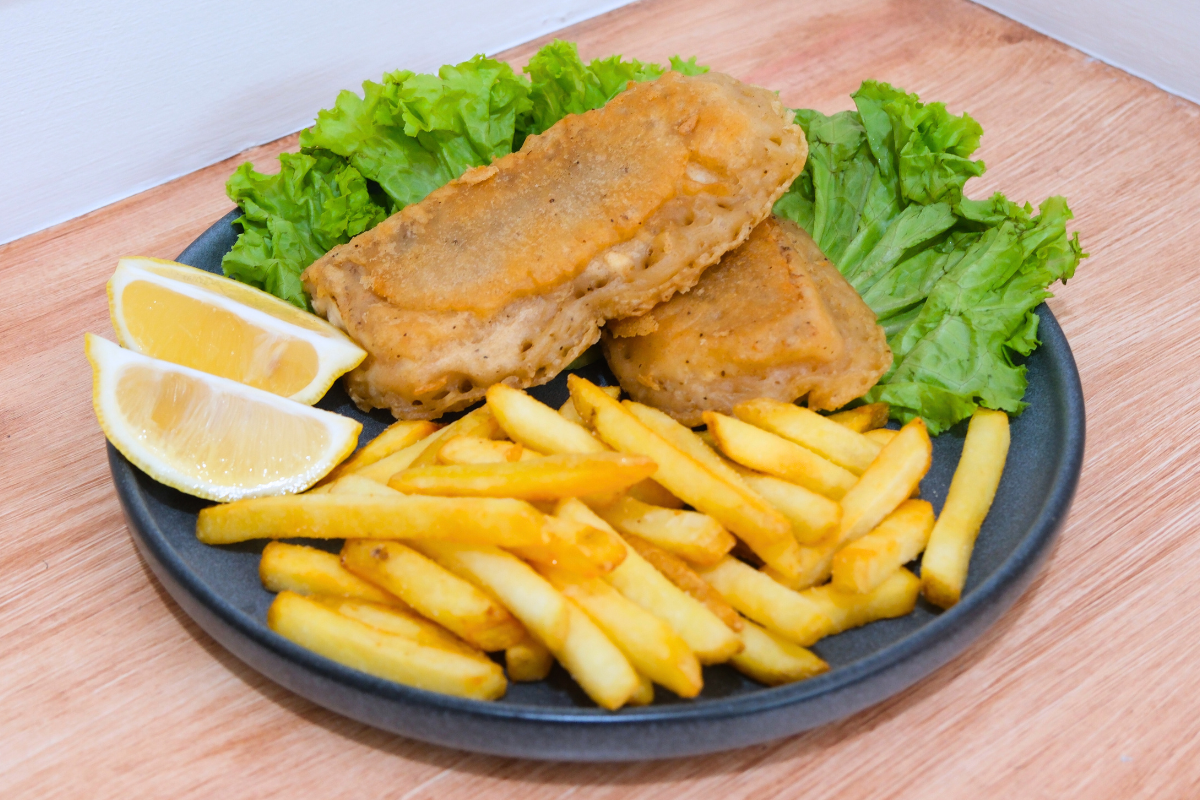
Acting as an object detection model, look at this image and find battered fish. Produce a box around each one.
[603,217,892,425]
[303,71,807,419]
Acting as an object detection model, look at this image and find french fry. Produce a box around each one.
[259,541,401,606]
[922,409,1011,609]
[490,384,682,508]
[832,500,935,594]
[625,401,752,490]
[838,418,932,548]
[340,539,525,652]
[705,411,857,500]
[592,496,735,566]
[508,506,627,576]
[762,542,838,592]
[737,473,841,546]
[325,473,394,496]
[556,498,743,663]
[506,637,554,682]
[389,452,657,501]
[730,618,829,686]
[734,398,881,474]
[197,492,549,547]
[623,535,743,632]
[696,557,831,647]
[489,383,606,455]
[320,420,439,485]
[864,428,898,446]
[411,541,572,651]
[355,406,498,482]
[543,566,703,698]
[312,596,488,661]
[556,598,642,710]
[569,376,800,579]
[625,479,684,509]
[438,435,523,464]
[801,568,921,639]
[628,673,655,706]
[827,403,890,433]
[268,591,507,700]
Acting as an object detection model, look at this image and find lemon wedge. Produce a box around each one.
[87,334,361,502]
[108,256,365,405]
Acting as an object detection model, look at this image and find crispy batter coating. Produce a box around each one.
[603,217,892,425]
[303,71,806,419]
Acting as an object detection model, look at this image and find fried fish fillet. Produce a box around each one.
[602,217,892,425]
[302,70,806,419]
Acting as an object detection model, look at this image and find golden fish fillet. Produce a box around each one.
[602,216,892,425]
[302,70,807,419]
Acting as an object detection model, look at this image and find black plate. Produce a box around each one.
[108,209,1084,760]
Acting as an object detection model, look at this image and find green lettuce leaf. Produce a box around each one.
[222,150,388,309]
[777,82,1084,433]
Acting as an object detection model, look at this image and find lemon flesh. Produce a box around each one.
[108,257,365,405]
[87,334,361,502]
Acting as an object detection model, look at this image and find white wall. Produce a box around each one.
[0,0,635,245]
[975,0,1200,106]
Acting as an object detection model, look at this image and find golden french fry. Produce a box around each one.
[354,407,498,482]
[389,452,657,501]
[922,409,1011,609]
[268,591,507,700]
[734,398,881,474]
[801,568,921,640]
[312,596,488,661]
[593,495,735,566]
[628,673,655,706]
[624,479,684,509]
[832,500,935,594]
[622,535,744,632]
[838,418,932,548]
[489,383,606,455]
[325,473,393,496]
[827,403,890,433]
[438,435,523,464]
[543,567,703,698]
[737,473,841,546]
[625,401,752,490]
[259,541,401,606]
[569,377,800,579]
[508,506,627,576]
[490,384,681,508]
[762,542,838,592]
[341,539,525,651]
[730,618,829,686]
[321,420,439,485]
[556,598,642,710]
[506,637,554,682]
[559,397,588,426]
[411,541,572,652]
[196,492,549,547]
[864,428,898,446]
[556,498,742,663]
[696,557,831,647]
[705,411,857,500]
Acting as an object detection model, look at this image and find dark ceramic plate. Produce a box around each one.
[108,209,1084,761]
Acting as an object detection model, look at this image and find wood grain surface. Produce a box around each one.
[3,0,1199,796]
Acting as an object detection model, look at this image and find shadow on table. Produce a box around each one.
[137,537,1059,786]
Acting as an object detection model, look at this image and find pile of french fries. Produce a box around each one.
[196,376,1010,709]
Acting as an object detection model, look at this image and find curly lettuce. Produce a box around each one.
[776,82,1084,433]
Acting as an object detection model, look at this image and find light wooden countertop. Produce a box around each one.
[4,0,1200,796]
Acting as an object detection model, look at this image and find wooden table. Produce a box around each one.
[4,0,1199,795]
